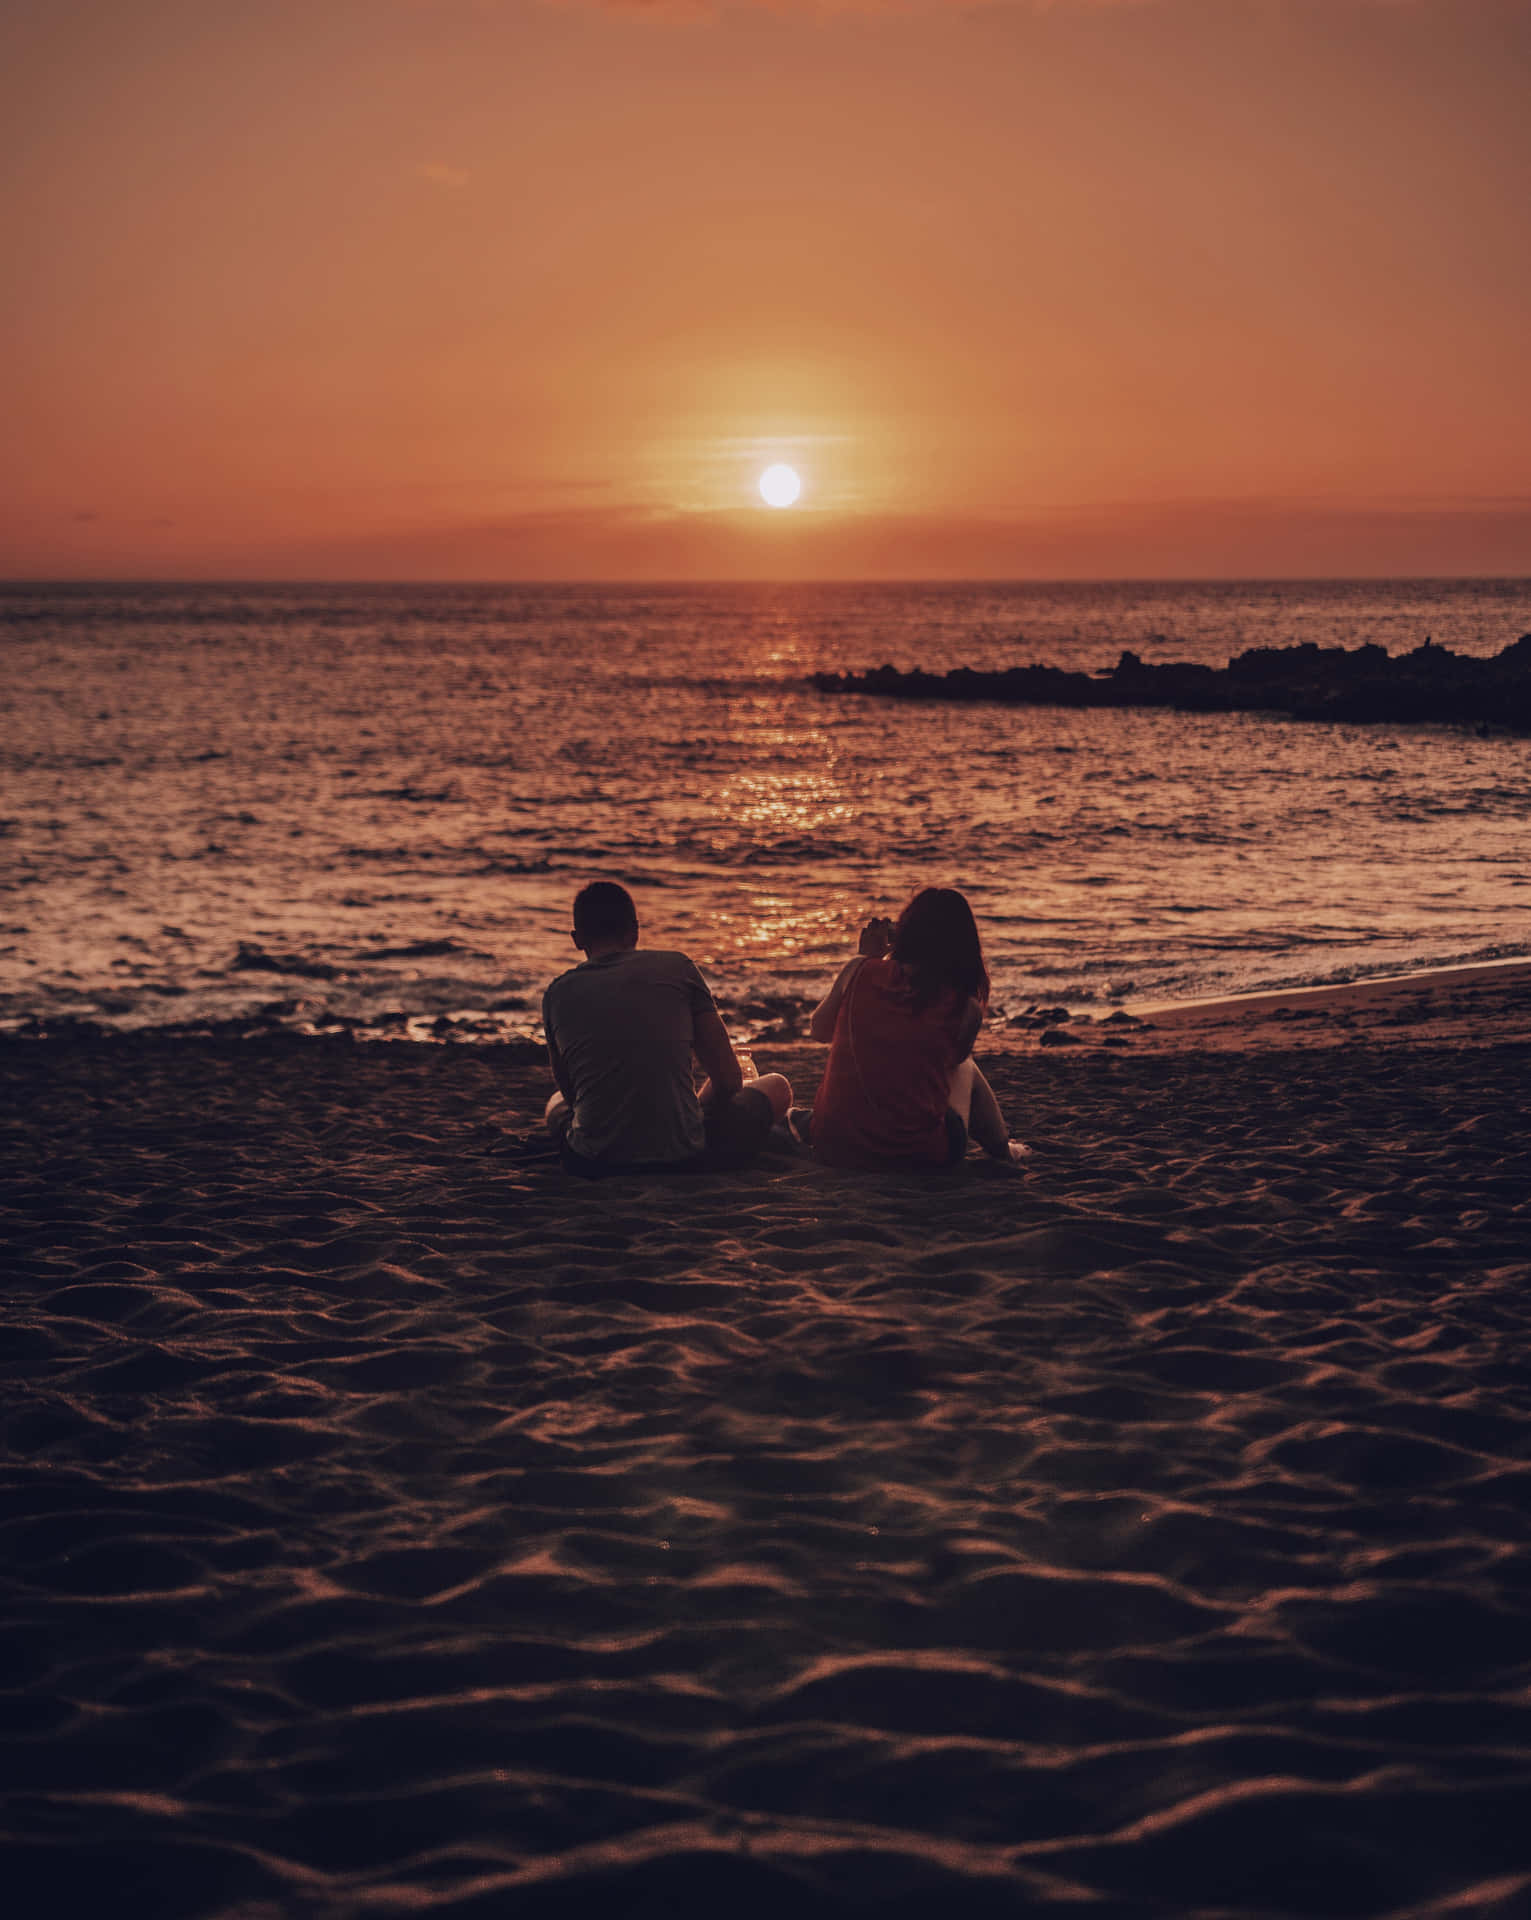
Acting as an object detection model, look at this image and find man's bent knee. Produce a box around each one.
[750,1071,793,1121]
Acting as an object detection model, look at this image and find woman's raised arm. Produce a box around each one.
[807,918,894,1042]
[808,957,864,1043]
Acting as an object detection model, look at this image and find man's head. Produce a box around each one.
[571,881,639,955]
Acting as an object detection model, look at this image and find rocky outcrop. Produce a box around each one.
[813,634,1531,731]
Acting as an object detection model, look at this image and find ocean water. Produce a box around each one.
[4,578,1531,1043]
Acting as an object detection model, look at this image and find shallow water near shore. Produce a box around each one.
[3,1029,1530,1917]
[5,578,1531,1044]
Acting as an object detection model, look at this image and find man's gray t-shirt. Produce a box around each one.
[542,948,715,1164]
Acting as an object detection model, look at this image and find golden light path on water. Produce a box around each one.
[706,748,862,965]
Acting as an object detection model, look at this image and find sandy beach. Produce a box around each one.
[4,964,1530,1918]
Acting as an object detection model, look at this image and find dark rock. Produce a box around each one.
[812,634,1531,734]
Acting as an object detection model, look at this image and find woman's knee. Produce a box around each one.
[947,1057,976,1124]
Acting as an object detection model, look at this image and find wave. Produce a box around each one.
[343,782,462,805]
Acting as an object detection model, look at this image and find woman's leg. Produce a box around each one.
[949,1058,1016,1161]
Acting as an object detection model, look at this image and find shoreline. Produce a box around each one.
[1116,954,1531,1053]
[1133,950,1531,1017]
[7,952,1531,1057]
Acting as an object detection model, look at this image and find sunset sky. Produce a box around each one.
[4,0,1530,580]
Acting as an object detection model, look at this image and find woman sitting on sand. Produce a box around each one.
[795,887,1027,1170]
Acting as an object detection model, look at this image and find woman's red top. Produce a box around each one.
[810,957,968,1169]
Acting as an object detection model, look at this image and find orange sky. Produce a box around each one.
[4,0,1530,580]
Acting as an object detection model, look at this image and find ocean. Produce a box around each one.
[4,578,1531,1044]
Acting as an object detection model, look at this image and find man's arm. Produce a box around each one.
[544,1020,575,1106]
[692,1003,744,1101]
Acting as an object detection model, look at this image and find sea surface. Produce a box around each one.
[4,579,1531,1043]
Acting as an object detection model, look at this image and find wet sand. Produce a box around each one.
[3,966,1530,1918]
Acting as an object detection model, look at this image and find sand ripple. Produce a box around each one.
[2,1036,1530,1917]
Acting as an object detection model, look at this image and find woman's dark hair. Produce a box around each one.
[890,887,990,1012]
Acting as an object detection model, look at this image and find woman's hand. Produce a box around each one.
[858,916,895,959]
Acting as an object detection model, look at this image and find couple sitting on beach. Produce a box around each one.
[542,881,1026,1178]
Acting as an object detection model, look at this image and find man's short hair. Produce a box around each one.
[572,881,639,947]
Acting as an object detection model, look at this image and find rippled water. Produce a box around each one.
[4,579,1531,1040]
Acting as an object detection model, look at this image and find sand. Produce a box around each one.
[3,965,1531,1919]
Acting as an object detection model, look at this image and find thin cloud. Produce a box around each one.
[559,0,1174,18]
[556,0,1428,17]
[419,161,470,189]
[549,0,717,17]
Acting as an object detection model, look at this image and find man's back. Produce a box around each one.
[541,947,712,1164]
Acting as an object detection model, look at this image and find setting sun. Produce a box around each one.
[759,464,802,510]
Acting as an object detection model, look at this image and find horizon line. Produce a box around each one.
[5,571,1531,591]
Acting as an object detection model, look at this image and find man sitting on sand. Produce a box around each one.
[542,881,792,1178]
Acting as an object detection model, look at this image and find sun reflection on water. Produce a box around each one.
[712,762,857,840]
[713,895,850,964]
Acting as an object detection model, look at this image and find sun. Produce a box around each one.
[758,463,802,509]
